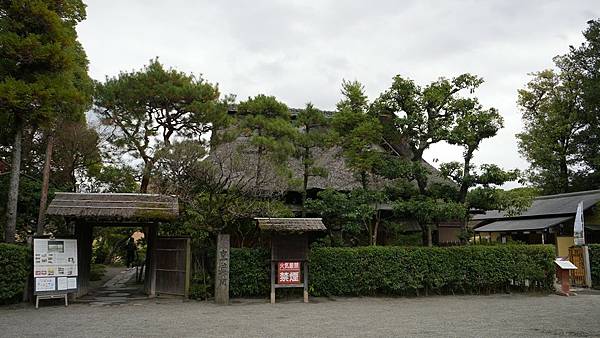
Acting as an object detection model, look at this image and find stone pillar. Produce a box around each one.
[583,246,593,288]
[215,234,230,305]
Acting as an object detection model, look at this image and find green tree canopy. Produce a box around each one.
[94,59,226,192]
[331,80,383,189]
[0,0,90,242]
[237,94,297,188]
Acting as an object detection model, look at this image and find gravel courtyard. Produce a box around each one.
[1,293,599,337]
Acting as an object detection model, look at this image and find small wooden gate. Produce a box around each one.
[155,237,191,297]
[568,246,586,286]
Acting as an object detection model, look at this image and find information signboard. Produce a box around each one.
[277,261,301,284]
[33,238,78,295]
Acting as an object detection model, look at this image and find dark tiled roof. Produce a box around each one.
[47,192,178,222]
[472,190,600,221]
[474,216,573,232]
[255,218,327,232]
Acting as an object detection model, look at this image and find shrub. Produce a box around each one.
[590,244,600,289]
[309,245,555,297]
[229,248,270,297]
[0,243,31,303]
[90,264,107,281]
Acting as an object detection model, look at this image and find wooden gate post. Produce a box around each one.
[215,234,230,305]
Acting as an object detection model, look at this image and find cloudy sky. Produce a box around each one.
[77,1,598,188]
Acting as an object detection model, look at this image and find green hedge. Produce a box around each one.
[590,244,600,289]
[224,245,555,298]
[0,244,31,303]
[229,248,270,297]
[309,245,555,296]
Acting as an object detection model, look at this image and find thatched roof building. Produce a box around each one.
[208,107,452,195]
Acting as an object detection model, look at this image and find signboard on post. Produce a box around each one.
[33,238,78,307]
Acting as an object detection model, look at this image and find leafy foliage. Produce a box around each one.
[309,245,555,296]
[228,248,270,297]
[94,59,225,192]
[0,244,30,303]
[237,94,297,187]
[306,188,386,246]
[331,80,383,189]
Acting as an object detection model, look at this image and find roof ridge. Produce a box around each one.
[535,189,600,201]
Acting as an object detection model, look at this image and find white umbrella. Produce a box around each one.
[574,201,585,246]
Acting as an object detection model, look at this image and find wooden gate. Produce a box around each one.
[155,237,191,297]
[568,246,586,287]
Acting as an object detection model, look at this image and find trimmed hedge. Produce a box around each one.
[590,244,600,289]
[0,243,31,303]
[229,248,270,297]
[225,245,555,298]
[309,245,555,296]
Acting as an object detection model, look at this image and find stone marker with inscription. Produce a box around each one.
[215,234,230,304]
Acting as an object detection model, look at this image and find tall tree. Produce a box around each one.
[94,60,225,193]
[445,105,505,202]
[236,95,297,188]
[569,19,600,189]
[0,0,88,242]
[293,103,331,216]
[517,67,585,194]
[373,74,484,194]
[331,80,383,189]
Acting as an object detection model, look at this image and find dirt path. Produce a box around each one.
[1,293,599,337]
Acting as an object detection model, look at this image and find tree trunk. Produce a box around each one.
[426,225,433,247]
[301,156,309,217]
[458,149,474,203]
[559,156,569,193]
[371,211,380,246]
[37,133,54,235]
[140,159,153,193]
[5,122,23,243]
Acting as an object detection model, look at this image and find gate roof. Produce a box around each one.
[47,192,178,224]
[255,218,326,232]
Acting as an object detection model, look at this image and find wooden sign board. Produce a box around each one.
[554,258,577,270]
[277,262,301,284]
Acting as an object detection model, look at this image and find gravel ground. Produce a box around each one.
[1,293,599,337]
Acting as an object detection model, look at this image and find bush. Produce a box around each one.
[229,248,270,297]
[0,244,31,303]
[309,245,555,297]
[590,244,600,289]
[90,264,107,281]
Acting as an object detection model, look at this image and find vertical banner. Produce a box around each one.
[215,234,230,305]
[574,201,585,246]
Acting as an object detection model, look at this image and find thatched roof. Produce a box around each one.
[208,135,451,193]
[256,218,327,232]
[47,192,178,223]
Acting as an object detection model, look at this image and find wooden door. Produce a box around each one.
[568,246,586,287]
[155,237,191,297]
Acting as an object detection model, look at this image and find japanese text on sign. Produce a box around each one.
[278,261,301,284]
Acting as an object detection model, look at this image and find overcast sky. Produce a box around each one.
[77,1,599,188]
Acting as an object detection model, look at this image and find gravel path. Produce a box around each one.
[1,293,599,337]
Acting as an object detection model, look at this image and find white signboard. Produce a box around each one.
[34,239,78,293]
[35,278,56,292]
[554,258,577,270]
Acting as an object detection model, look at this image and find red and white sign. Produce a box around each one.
[278,261,301,284]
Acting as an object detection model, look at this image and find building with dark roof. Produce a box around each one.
[472,189,600,256]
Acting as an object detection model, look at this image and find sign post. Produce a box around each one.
[215,234,230,305]
[33,238,78,308]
